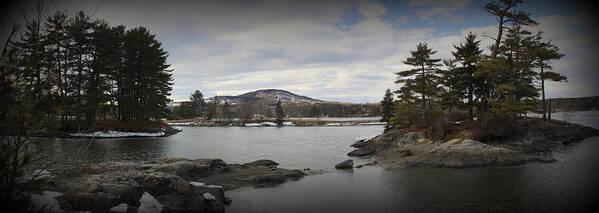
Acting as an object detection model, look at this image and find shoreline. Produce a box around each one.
[165,118,385,127]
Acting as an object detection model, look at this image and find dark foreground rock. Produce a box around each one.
[31,158,304,213]
[349,119,599,168]
[335,159,354,169]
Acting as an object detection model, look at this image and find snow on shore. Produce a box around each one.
[69,130,165,138]
[244,121,295,127]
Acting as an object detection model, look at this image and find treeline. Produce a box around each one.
[0,10,172,132]
[170,90,381,120]
[381,0,566,132]
[548,96,599,112]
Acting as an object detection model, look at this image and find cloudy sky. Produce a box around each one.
[2,0,598,102]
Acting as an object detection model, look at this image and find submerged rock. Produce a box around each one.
[335,159,354,169]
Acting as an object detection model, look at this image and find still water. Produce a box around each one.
[45,112,599,212]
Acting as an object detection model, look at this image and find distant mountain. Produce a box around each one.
[215,89,320,104]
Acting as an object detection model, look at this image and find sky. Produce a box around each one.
[1,0,598,103]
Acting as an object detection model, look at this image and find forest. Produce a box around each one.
[0,9,173,133]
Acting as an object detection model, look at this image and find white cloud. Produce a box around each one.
[64,0,597,102]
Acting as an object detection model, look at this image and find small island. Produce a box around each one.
[348,118,599,168]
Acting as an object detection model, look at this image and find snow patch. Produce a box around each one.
[360,122,385,125]
[172,126,183,131]
[70,130,165,138]
[167,122,198,126]
[138,192,163,213]
[189,181,206,187]
[262,122,278,126]
[203,192,216,200]
[207,185,223,189]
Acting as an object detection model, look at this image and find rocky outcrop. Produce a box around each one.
[335,159,354,169]
[350,139,371,148]
[350,120,599,168]
[347,146,376,156]
[35,158,304,213]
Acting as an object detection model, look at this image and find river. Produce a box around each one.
[41,111,599,212]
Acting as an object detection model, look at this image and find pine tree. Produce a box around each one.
[121,27,172,120]
[42,12,71,121]
[531,37,565,120]
[189,90,205,118]
[395,42,442,122]
[275,100,284,126]
[450,33,483,120]
[484,0,537,58]
[380,89,394,132]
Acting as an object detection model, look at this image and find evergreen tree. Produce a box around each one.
[42,12,71,121]
[484,0,537,58]
[189,90,205,118]
[121,27,172,120]
[380,89,394,132]
[391,81,420,128]
[531,37,565,120]
[450,33,483,120]
[395,42,442,122]
[275,100,284,126]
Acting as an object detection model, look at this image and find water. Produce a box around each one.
[40,126,382,170]
[40,113,599,212]
[226,111,599,213]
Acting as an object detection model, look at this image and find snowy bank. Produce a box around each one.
[69,130,165,138]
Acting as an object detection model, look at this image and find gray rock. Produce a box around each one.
[335,159,354,169]
[251,172,286,184]
[397,132,425,145]
[350,139,372,148]
[243,159,279,167]
[399,149,412,157]
[348,146,376,156]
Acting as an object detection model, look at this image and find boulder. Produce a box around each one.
[348,146,376,156]
[335,159,354,169]
[243,159,279,167]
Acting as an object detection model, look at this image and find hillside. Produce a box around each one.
[216,89,319,104]
[170,89,380,119]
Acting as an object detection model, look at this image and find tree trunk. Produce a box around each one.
[468,77,474,121]
[492,16,504,58]
[421,63,426,122]
[541,63,546,121]
[548,98,552,120]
